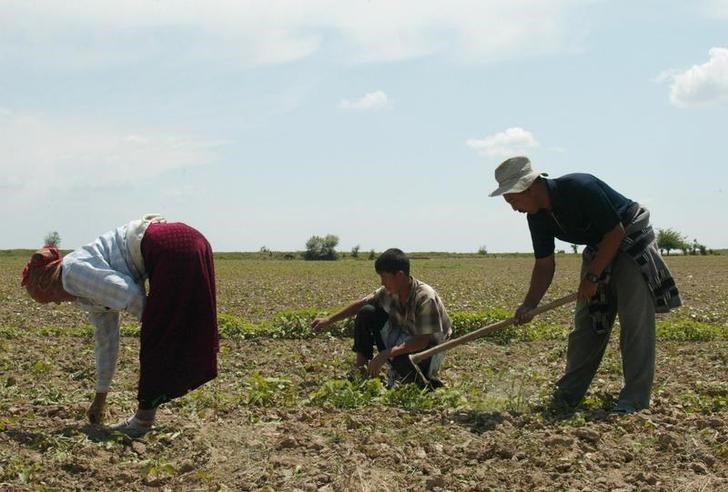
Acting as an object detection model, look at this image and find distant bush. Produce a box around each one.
[351,245,360,258]
[304,234,339,261]
[44,231,61,247]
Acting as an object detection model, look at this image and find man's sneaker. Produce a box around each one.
[611,401,638,415]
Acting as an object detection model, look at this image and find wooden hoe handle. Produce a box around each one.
[409,292,578,365]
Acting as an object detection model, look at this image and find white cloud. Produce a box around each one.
[0,111,223,193]
[0,1,592,68]
[662,47,728,108]
[466,127,540,157]
[339,91,390,111]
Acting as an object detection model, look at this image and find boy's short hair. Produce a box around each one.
[374,248,410,276]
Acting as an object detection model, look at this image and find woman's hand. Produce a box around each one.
[87,392,108,424]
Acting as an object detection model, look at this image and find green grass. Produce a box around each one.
[2,311,727,344]
[656,319,728,341]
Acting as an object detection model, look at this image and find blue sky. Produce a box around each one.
[1,0,727,252]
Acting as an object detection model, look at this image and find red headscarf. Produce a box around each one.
[21,246,67,303]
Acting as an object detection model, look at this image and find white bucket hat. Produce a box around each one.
[489,156,547,197]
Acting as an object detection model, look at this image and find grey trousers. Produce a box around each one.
[553,251,656,410]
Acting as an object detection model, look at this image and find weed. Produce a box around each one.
[242,372,296,407]
[656,320,728,341]
[173,385,237,416]
[141,457,177,478]
[305,378,385,409]
[304,377,467,410]
[559,411,587,427]
[7,313,728,345]
[0,326,20,338]
[682,382,728,414]
[0,452,41,484]
[581,391,617,411]
[31,359,53,375]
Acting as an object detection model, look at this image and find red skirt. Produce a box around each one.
[138,222,219,407]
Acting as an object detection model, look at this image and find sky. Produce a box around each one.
[1,0,727,253]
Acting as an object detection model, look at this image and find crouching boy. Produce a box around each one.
[312,248,451,387]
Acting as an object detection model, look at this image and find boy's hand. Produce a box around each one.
[368,349,391,377]
[311,317,331,331]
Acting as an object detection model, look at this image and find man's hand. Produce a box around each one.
[368,349,391,378]
[87,392,108,424]
[577,277,599,301]
[514,303,536,325]
[311,317,332,332]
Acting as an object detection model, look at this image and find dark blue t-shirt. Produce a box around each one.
[528,174,635,258]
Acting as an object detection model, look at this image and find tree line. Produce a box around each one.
[37,229,718,260]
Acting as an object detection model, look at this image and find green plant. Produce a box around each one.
[382,383,467,410]
[656,320,727,341]
[305,378,385,409]
[141,457,177,478]
[0,453,41,484]
[581,391,617,410]
[242,372,296,407]
[31,359,53,375]
[305,377,467,410]
[683,381,728,414]
[682,393,728,414]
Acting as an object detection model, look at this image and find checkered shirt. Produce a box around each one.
[62,224,146,392]
[363,276,451,344]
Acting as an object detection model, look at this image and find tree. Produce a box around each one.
[44,231,61,247]
[304,234,339,261]
[477,245,488,255]
[351,245,360,258]
[368,249,376,260]
[689,238,709,256]
[570,244,579,254]
[657,228,685,256]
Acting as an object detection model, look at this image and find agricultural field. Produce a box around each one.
[1,253,727,491]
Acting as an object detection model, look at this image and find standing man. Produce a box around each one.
[490,156,681,413]
[312,248,451,387]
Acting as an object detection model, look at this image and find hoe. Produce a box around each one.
[408,292,578,386]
